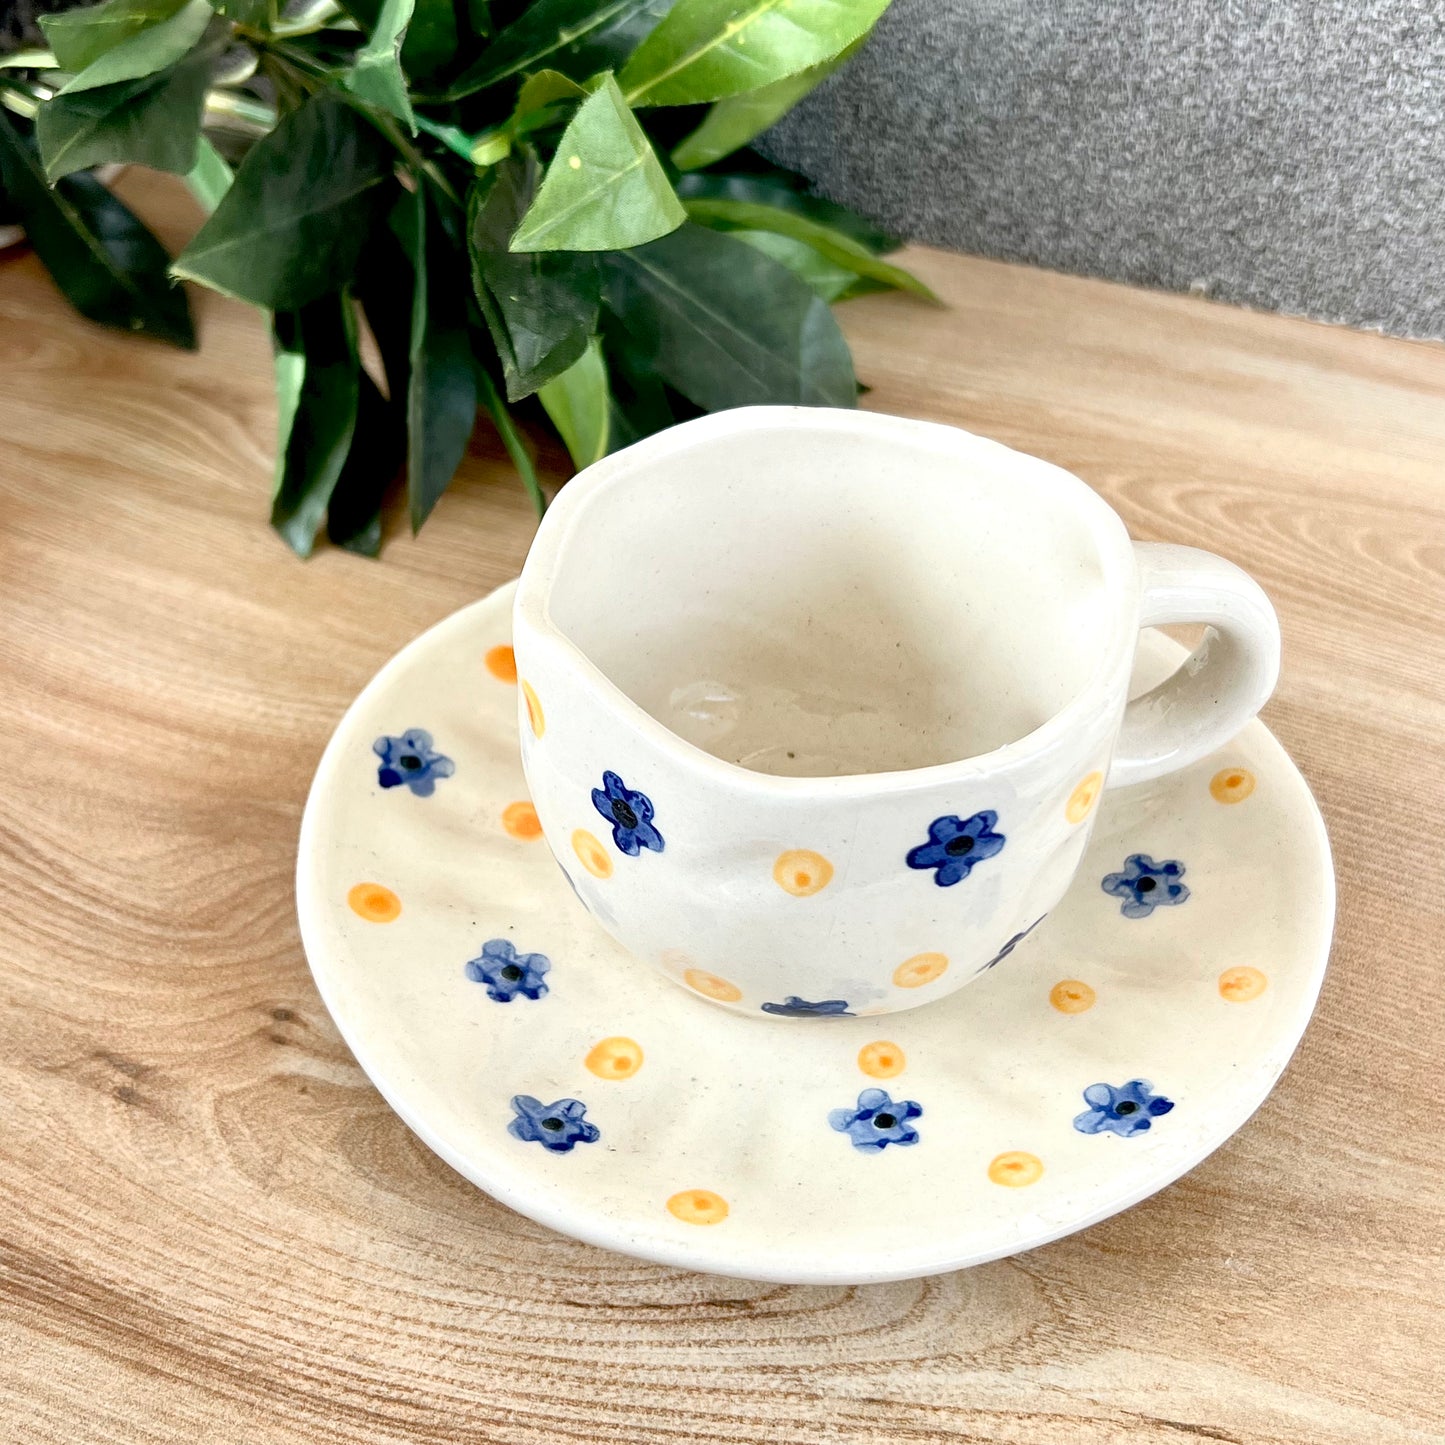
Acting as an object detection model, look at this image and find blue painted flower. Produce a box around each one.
[508,1095,599,1152]
[591,770,664,856]
[1101,853,1189,918]
[829,1088,923,1151]
[1073,1079,1175,1138]
[373,729,455,796]
[977,914,1047,973]
[906,811,1006,886]
[465,939,550,1002]
[761,996,853,1018]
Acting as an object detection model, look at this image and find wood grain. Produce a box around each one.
[2,168,1443,1445]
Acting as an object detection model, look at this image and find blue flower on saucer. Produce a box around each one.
[1101,853,1189,918]
[465,939,550,1002]
[373,728,455,796]
[591,770,664,855]
[829,1088,922,1151]
[977,914,1047,973]
[761,996,853,1018]
[1073,1079,1175,1137]
[508,1095,599,1152]
[906,811,1006,886]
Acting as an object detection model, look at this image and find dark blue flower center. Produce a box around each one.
[944,835,975,857]
[611,798,639,830]
[399,754,422,770]
[541,1117,564,1132]
[874,1112,897,1129]
[500,964,522,982]
[1136,876,1156,893]
[1115,1100,1138,1115]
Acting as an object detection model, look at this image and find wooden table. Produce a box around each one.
[4,170,1443,1445]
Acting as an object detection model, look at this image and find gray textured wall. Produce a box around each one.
[761,0,1445,338]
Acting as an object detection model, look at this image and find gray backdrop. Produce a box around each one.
[761,0,1445,338]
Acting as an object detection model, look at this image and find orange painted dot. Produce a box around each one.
[667,1189,729,1225]
[572,829,612,879]
[484,644,517,683]
[683,968,743,1003]
[1219,965,1268,1002]
[893,952,949,989]
[1210,767,1256,804]
[521,679,545,738]
[347,883,401,923]
[988,1151,1044,1187]
[1049,979,1097,1013]
[773,849,834,896]
[585,1036,643,1079]
[501,800,542,839]
[1066,770,1104,824]
[858,1041,906,1079]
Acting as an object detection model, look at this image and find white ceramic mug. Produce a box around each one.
[512,408,1279,1018]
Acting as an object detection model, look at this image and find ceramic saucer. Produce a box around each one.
[297,583,1334,1284]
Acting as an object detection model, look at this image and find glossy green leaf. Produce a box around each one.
[601,322,677,448]
[475,362,545,514]
[53,0,213,94]
[600,222,854,410]
[0,109,193,347]
[538,338,608,470]
[727,227,856,300]
[675,168,899,253]
[344,0,416,131]
[509,73,683,253]
[184,135,233,213]
[326,373,405,555]
[210,0,270,24]
[468,153,600,400]
[271,293,360,556]
[400,0,458,76]
[174,93,393,310]
[440,0,674,100]
[620,0,887,107]
[39,0,185,73]
[514,66,586,120]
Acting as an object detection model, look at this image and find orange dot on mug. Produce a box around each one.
[1049,979,1097,1014]
[858,1041,906,1079]
[667,1189,729,1225]
[572,829,612,879]
[521,680,545,738]
[773,849,833,896]
[1066,770,1104,824]
[348,883,401,923]
[585,1036,644,1079]
[484,644,517,683]
[501,801,542,839]
[684,968,743,1003]
[1219,965,1268,1002]
[988,1152,1044,1187]
[1210,767,1256,804]
[893,952,949,989]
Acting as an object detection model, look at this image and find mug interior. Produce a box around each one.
[544,414,1127,778]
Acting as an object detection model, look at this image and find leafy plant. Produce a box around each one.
[0,0,931,555]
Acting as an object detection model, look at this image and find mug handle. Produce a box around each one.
[1108,542,1281,788]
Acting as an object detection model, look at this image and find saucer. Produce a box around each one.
[297,582,1334,1284]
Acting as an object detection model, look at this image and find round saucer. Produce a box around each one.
[297,582,1334,1284]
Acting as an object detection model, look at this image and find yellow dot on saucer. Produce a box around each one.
[572,829,612,879]
[568,154,582,169]
[521,679,545,738]
[484,644,517,683]
[1219,965,1268,1002]
[1049,979,1096,1013]
[988,1151,1044,1187]
[347,882,400,923]
[858,1040,905,1079]
[585,1036,643,1079]
[501,800,542,839]
[684,968,743,1003]
[1210,767,1256,804]
[893,952,949,989]
[1066,769,1104,824]
[667,1189,729,1225]
[773,849,833,896]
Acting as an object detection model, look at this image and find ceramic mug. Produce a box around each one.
[512,408,1279,1018]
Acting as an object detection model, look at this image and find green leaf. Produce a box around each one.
[271,293,360,557]
[509,73,683,253]
[173,93,393,310]
[600,221,854,409]
[400,0,458,77]
[538,338,608,470]
[620,0,887,107]
[681,195,935,298]
[184,134,233,213]
[727,227,856,300]
[53,0,213,94]
[439,0,674,100]
[344,0,416,131]
[514,66,586,120]
[475,361,545,515]
[675,168,898,253]
[468,152,599,400]
[210,0,270,24]
[326,373,405,555]
[39,0,185,73]
[0,109,193,347]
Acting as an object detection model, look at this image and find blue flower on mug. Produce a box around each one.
[906,811,1006,886]
[508,1095,599,1152]
[465,939,550,1002]
[373,729,455,796]
[1101,853,1189,918]
[1073,1079,1175,1137]
[977,914,1047,973]
[591,771,664,856]
[761,996,854,1018]
[829,1088,923,1151]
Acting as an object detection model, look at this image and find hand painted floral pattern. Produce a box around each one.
[373,729,455,796]
[508,1095,599,1152]
[465,938,550,1002]
[591,770,664,855]
[1073,1079,1175,1137]
[829,1087,923,1151]
[761,996,853,1018]
[1101,853,1189,918]
[906,811,1006,887]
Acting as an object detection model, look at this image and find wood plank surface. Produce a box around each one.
[2,168,1443,1445]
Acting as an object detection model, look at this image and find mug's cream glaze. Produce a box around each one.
[512,409,1280,1016]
